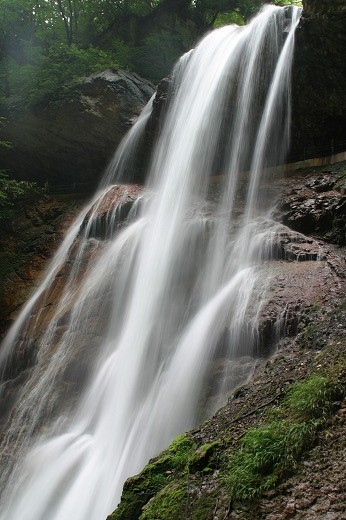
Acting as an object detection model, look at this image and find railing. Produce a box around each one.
[45,139,346,195]
[287,138,346,164]
[45,181,97,195]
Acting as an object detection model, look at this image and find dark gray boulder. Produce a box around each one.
[0,69,155,190]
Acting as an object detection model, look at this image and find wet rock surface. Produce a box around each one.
[82,184,144,239]
[1,161,346,518]
[0,196,84,335]
[0,184,145,432]
[275,167,346,245]
[109,293,345,519]
[109,162,346,520]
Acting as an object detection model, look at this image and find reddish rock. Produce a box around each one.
[81,184,144,240]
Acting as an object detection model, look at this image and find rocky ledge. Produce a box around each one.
[0,184,145,431]
[108,162,346,520]
[82,184,144,239]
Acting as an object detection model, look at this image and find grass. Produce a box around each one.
[225,373,344,501]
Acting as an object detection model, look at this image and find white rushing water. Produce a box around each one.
[0,5,301,520]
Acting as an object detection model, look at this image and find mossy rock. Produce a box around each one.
[188,441,221,473]
[109,434,196,520]
[139,482,187,520]
[108,456,172,520]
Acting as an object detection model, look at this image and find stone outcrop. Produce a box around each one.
[0,70,154,189]
[275,167,346,245]
[303,0,346,16]
[82,183,144,239]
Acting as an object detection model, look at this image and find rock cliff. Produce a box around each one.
[0,70,154,189]
[290,0,346,159]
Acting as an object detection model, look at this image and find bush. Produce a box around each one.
[0,171,43,220]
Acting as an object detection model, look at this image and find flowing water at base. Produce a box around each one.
[0,6,301,520]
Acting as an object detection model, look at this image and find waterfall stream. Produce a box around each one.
[0,6,301,520]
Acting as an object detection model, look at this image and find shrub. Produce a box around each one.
[0,171,43,221]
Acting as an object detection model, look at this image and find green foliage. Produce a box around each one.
[0,0,302,106]
[2,43,122,107]
[213,10,245,28]
[273,0,302,6]
[0,118,11,149]
[225,373,343,502]
[0,118,42,222]
[134,31,187,83]
[226,420,315,500]
[285,375,339,421]
[0,171,43,220]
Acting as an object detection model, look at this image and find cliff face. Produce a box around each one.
[0,196,84,335]
[0,70,154,189]
[290,0,346,159]
[303,0,346,16]
[142,0,346,169]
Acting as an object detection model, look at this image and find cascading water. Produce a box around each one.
[0,5,301,520]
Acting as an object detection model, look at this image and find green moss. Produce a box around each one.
[164,433,196,471]
[139,483,187,520]
[109,456,173,520]
[189,441,221,473]
[167,433,195,454]
[189,490,219,520]
[109,434,196,520]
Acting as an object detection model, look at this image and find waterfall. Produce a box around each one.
[0,5,301,520]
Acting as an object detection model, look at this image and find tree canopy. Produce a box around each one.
[0,0,302,108]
